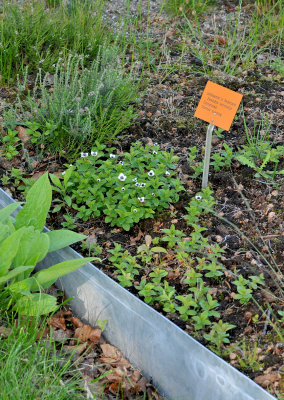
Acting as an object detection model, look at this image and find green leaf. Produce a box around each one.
[13,228,50,268]
[0,228,25,277]
[13,293,58,316]
[0,202,22,223]
[32,257,95,289]
[151,247,168,254]
[44,230,86,252]
[15,173,52,231]
[0,266,34,285]
[49,173,62,189]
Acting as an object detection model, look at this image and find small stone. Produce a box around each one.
[229,353,237,360]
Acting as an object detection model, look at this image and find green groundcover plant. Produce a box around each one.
[0,173,95,316]
[50,141,184,231]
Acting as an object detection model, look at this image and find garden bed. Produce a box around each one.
[0,0,283,398]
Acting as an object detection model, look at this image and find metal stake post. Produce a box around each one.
[202,123,215,189]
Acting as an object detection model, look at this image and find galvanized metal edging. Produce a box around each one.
[0,187,277,400]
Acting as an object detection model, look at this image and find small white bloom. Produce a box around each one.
[135,182,140,187]
[133,209,137,213]
[132,177,138,182]
[153,151,157,155]
[152,193,155,196]
[121,187,125,191]
[140,183,146,188]
[110,153,116,159]
[119,161,124,165]
[97,178,101,182]
[148,170,155,177]
[138,197,145,203]
[195,195,203,201]
[81,152,89,158]
[165,171,170,176]
[62,171,66,176]
[91,151,98,156]
[88,91,95,96]
[118,173,126,182]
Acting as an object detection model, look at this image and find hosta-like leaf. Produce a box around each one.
[15,173,52,231]
[0,266,34,285]
[32,257,95,289]
[0,227,26,277]
[0,202,21,223]
[13,293,57,316]
[13,227,50,269]
[44,230,86,252]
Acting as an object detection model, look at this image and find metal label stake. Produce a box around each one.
[202,123,215,189]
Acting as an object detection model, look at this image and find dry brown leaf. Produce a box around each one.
[16,125,30,144]
[74,325,93,341]
[48,316,66,330]
[130,230,143,245]
[71,316,84,328]
[101,343,122,359]
[254,372,280,388]
[89,328,101,344]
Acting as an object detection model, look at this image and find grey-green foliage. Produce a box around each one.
[16,49,139,155]
[0,173,95,316]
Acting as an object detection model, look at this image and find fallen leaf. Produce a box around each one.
[101,343,122,359]
[74,325,93,341]
[71,316,84,328]
[254,372,280,388]
[48,316,66,330]
[16,125,30,144]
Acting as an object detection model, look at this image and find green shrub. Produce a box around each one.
[16,50,139,155]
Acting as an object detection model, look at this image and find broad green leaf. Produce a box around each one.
[0,228,26,277]
[0,266,34,285]
[151,247,168,254]
[63,166,73,187]
[15,173,52,231]
[13,228,50,268]
[9,277,36,295]
[13,293,57,316]
[44,230,86,252]
[33,257,95,289]
[0,202,21,223]
[49,173,62,189]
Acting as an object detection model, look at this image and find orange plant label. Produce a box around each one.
[194,81,243,131]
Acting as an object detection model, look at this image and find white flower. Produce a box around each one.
[153,151,157,155]
[121,187,125,191]
[110,153,116,159]
[62,171,66,176]
[148,170,155,177]
[118,173,126,182]
[140,183,146,188]
[133,209,137,213]
[97,178,101,182]
[195,195,203,201]
[91,151,98,157]
[135,182,140,187]
[119,161,124,165]
[138,197,145,203]
[81,152,89,158]
[132,177,138,182]
[152,193,155,196]
[88,91,95,96]
[165,171,170,176]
